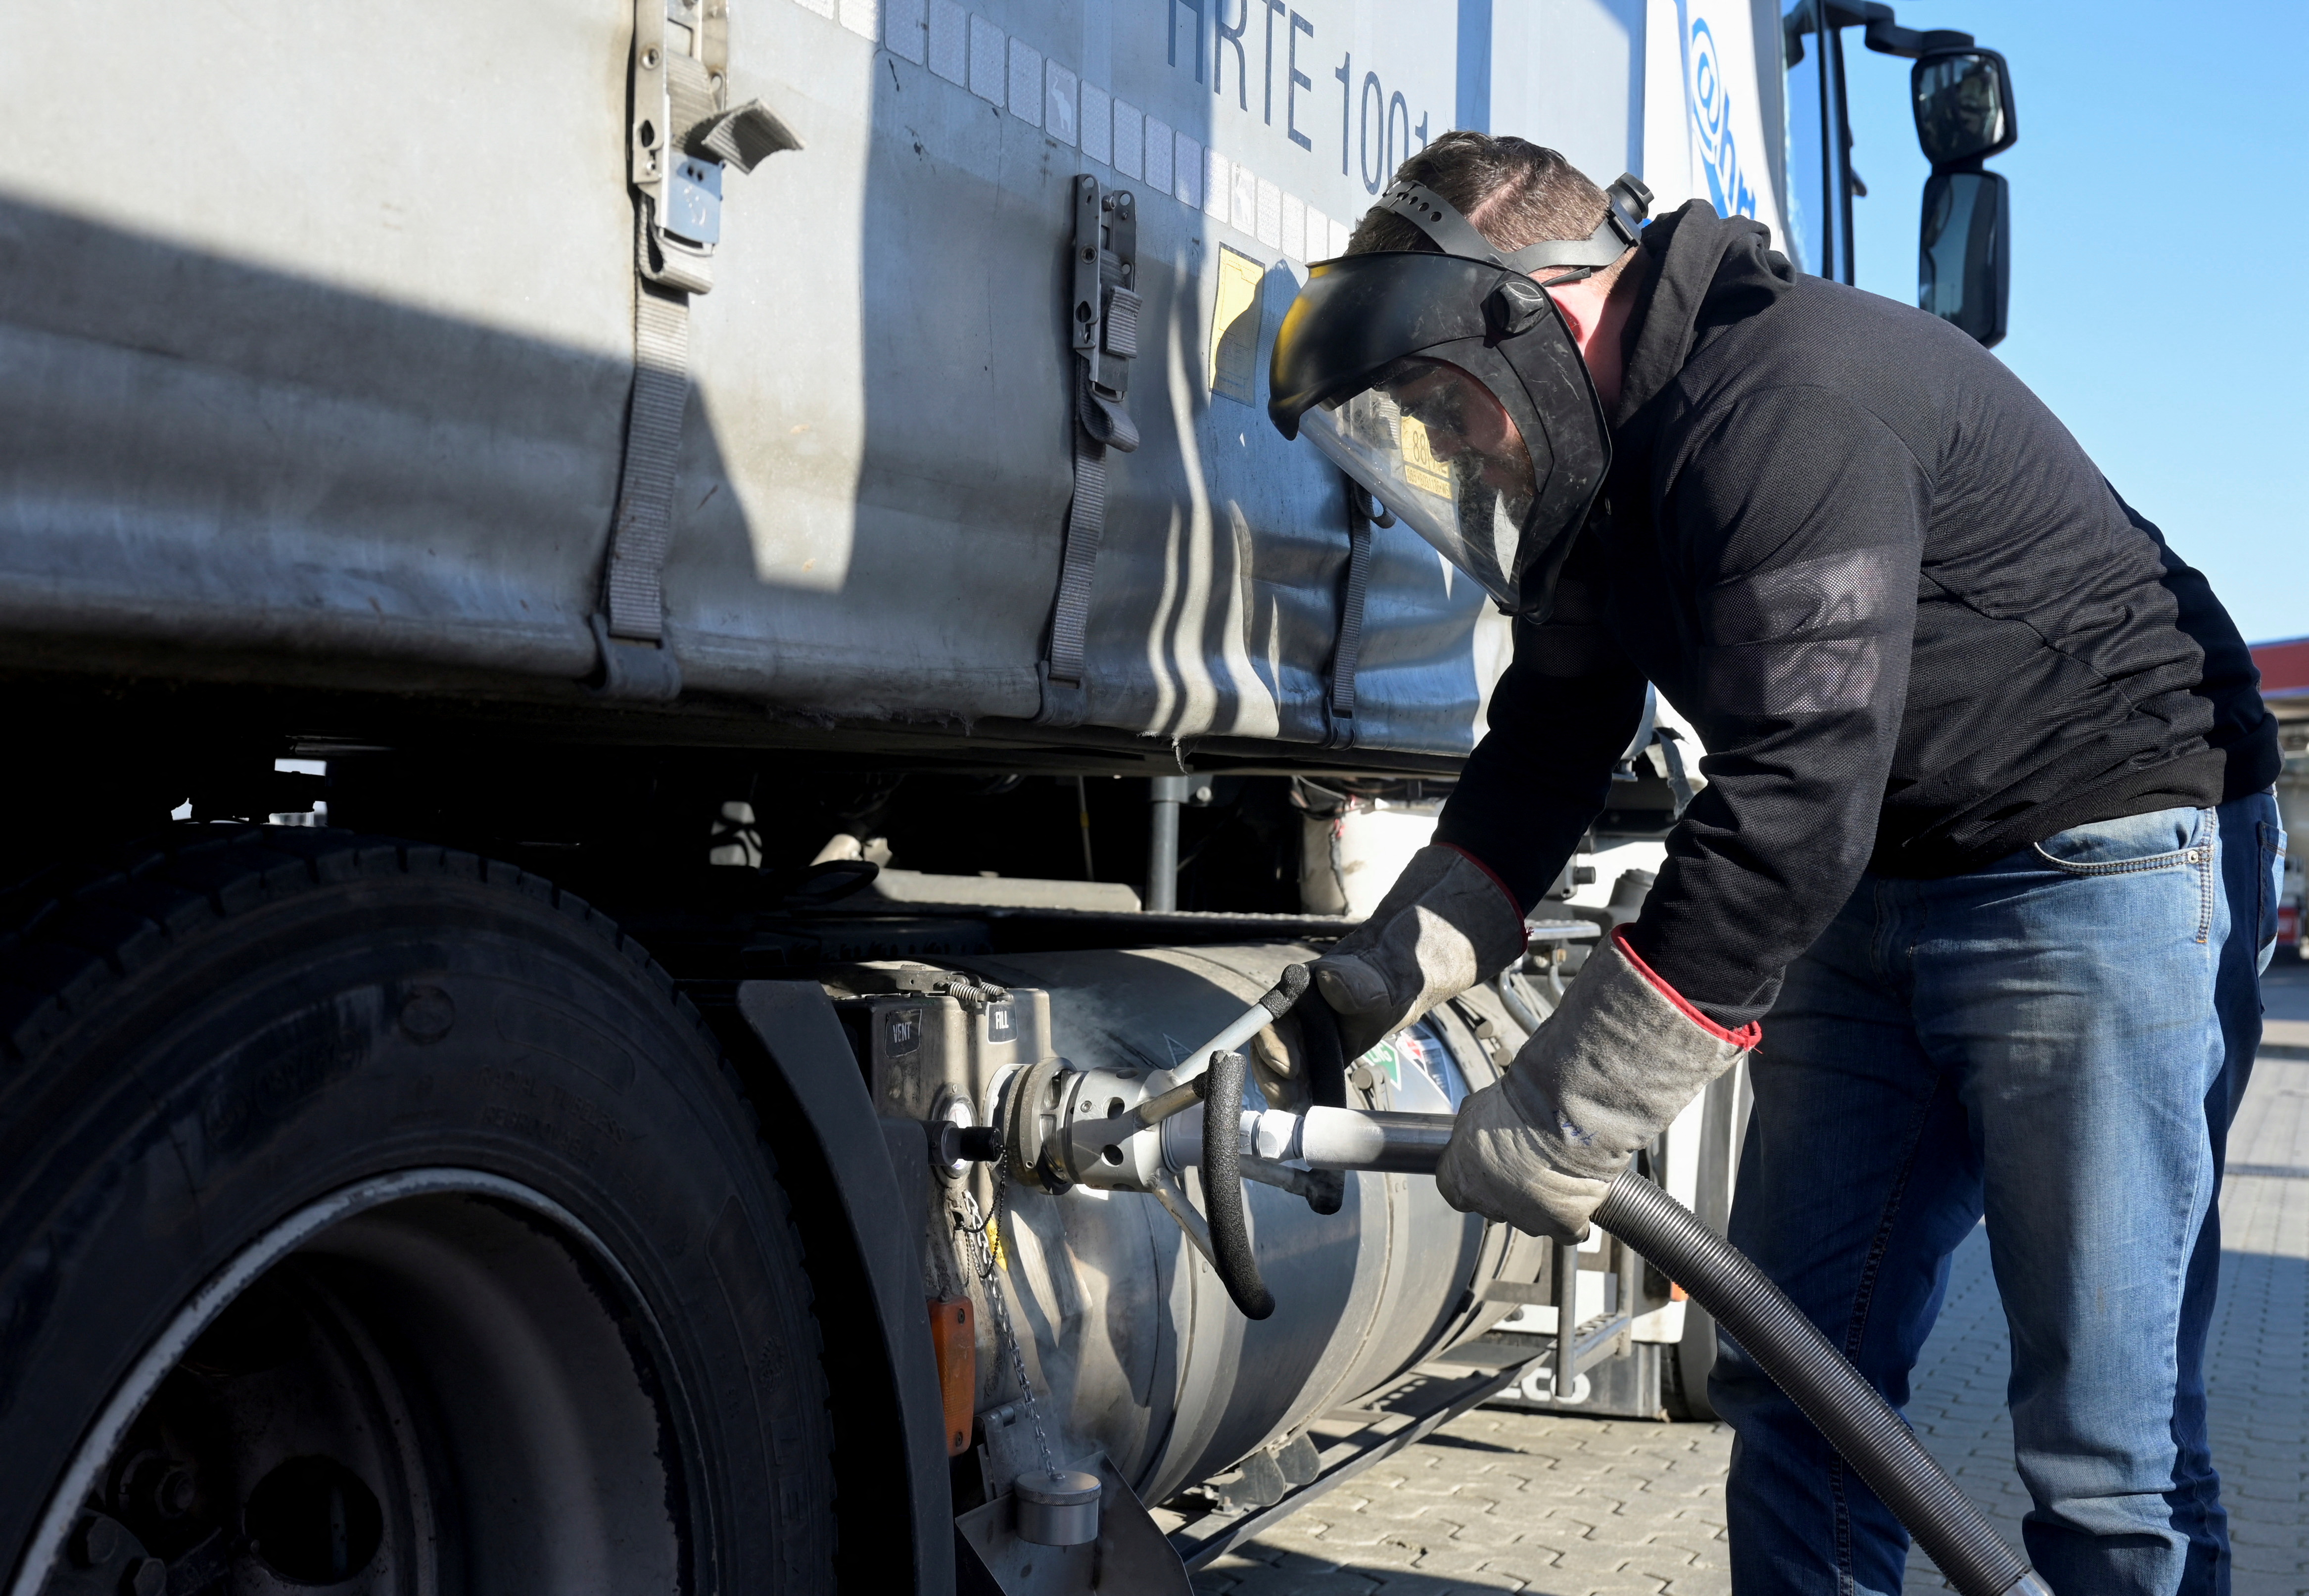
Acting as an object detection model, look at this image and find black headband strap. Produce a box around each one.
[1373,171,1653,279]
[1371,179,1499,260]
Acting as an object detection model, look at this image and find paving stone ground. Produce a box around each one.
[1195,963,2309,1596]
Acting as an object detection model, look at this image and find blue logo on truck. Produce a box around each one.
[1687,18,1758,223]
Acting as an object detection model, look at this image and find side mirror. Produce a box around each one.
[1910,49,2017,168]
[1919,170,2009,347]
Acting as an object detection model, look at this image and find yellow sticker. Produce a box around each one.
[1398,415,1454,499]
[989,1214,1008,1273]
[1208,244,1265,406]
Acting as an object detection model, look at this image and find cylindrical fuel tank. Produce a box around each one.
[938,943,1546,1506]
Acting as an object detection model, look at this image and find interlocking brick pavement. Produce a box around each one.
[1200,982,2309,1596]
[1191,1409,1736,1596]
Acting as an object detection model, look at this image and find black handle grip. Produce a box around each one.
[1259,960,1311,1018]
[1200,1046,1274,1319]
[1288,964,1349,1216]
[1292,965,1350,1111]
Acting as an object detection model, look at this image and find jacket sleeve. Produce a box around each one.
[1434,559,1650,912]
[1621,386,1929,1026]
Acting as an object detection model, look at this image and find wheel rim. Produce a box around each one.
[14,1170,694,1596]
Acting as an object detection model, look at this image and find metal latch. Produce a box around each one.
[663,154,722,245]
[628,0,800,293]
[1070,175,1140,452]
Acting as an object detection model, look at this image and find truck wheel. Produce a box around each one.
[0,828,837,1595]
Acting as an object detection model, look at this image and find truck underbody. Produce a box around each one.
[0,667,1719,1595]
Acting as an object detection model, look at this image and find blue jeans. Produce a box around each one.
[1711,793,2285,1596]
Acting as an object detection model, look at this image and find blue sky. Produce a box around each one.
[1781,0,2308,645]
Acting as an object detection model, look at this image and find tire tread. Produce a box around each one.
[0,823,841,1585]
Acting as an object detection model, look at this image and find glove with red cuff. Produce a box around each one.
[1435,926,1757,1242]
[1310,844,1528,1061]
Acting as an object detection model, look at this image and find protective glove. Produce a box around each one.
[1310,844,1527,1061]
[1435,926,1756,1241]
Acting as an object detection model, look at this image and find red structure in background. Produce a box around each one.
[2254,637,2309,702]
[2255,638,2307,956]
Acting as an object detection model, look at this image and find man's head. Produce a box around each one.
[1345,133,1641,411]
[1268,136,1643,616]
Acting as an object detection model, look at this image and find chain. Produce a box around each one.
[955,1167,1058,1481]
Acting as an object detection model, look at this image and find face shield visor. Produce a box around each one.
[1271,252,1608,617]
[1267,173,1649,617]
[1301,355,1547,610]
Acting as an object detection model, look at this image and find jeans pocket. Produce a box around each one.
[2031,805,2206,875]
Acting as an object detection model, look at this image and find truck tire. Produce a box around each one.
[0,827,837,1596]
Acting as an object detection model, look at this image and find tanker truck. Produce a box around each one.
[0,2,2018,1591]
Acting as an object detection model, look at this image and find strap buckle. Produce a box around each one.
[1602,172,1653,247]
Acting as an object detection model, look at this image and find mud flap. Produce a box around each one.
[735,980,957,1594]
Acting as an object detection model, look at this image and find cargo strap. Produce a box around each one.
[1044,433,1108,691]
[1038,176,1140,726]
[590,0,797,700]
[602,282,692,648]
[1324,486,1376,743]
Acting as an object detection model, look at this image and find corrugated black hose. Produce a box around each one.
[1187,985,2046,1593]
[1593,1174,2047,1596]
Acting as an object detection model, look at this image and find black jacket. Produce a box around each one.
[1434,204,2278,1027]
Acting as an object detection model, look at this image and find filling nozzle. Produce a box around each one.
[1160,1105,1455,1176]
[941,1059,1455,1195]
[951,965,1411,1203]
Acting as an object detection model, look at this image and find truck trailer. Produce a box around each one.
[0,2,2018,1591]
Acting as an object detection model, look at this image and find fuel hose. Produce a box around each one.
[1198,1100,2048,1596]
[1591,1174,2047,1596]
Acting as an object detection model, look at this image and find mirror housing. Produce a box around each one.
[1919,169,2009,347]
[1911,48,2017,168]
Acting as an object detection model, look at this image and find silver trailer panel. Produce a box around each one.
[0,0,1786,760]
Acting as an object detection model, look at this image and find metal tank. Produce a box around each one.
[832,943,1549,1509]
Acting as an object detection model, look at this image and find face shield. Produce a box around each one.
[1301,356,1542,609]
[1268,172,1650,617]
